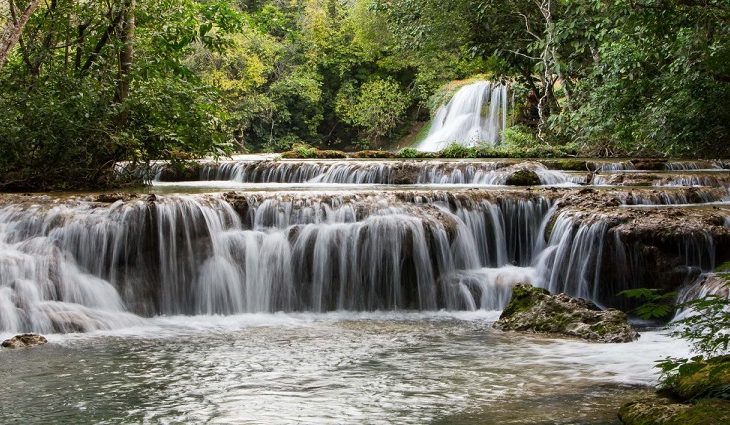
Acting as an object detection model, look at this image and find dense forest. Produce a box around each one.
[0,0,729,189]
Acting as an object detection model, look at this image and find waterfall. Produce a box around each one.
[149,160,584,186]
[418,81,509,152]
[0,193,555,332]
[535,212,717,308]
[0,190,724,333]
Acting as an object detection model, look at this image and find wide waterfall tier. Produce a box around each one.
[126,159,730,195]
[418,81,509,152]
[1,188,728,334]
[142,160,585,187]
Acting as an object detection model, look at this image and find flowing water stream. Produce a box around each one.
[2,158,729,424]
[0,313,689,424]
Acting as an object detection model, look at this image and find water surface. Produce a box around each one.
[0,312,688,424]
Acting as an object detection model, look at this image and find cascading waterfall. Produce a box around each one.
[1,190,722,334]
[199,161,396,185]
[415,162,583,186]
[535,212,718,308]
[418,81,509,152]
[0,193,551,332]
[150,160,584,186]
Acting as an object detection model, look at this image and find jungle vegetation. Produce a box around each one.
[0,0,728,189]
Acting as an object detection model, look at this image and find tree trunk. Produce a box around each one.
[114,0,135,124]
[0,0,43,69]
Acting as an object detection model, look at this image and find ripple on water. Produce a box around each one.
[0,312,690,424]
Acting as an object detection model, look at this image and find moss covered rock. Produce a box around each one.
[350,150,395,159]
[505,169,541,186]
[495,283,639,342]
[663,356,730,401]
[540,159,593,171]
[619,398,730,425]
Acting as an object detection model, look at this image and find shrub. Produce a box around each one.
[439,143,476,158]
[282,143,318,158]
[397,148,422,158]
[502,125,538,149]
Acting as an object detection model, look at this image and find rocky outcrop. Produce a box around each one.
[1,333,48,348]
[619,356,730,424]
[495,283,639,342]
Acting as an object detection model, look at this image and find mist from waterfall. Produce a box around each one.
[418,81,508,152]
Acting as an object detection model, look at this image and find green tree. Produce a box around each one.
[336,78,410,145]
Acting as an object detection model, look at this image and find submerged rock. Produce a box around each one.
[495,283,639,342]
[1,333,48,349]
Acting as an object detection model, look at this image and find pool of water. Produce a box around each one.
[0,312,689,424]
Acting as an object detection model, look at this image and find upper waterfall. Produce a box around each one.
[418,81,509,152]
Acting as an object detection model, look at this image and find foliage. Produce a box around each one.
[336,78,410,145]
[375,0,730,157]
[0,0,239,190]
[439,144,475,159]
[396,148,423,159]
[672,295,730,357]
[619,288,678,320]
[2,0,730,190]
[502,125,538,149]
[288,143,319,159]
[656,280,730,393]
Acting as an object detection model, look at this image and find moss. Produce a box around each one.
[315,150,348,159]
[672,399,730,425]
[715,261,730,273]
[505,169,541,186]
[540,159,593,171]
[663,355,730,401]
[619,398,730,425]
[500,283,548,318]
[350,150,395,159]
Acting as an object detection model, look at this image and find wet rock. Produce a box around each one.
[94,193,137,203]
[619,398,730,425]
[505,169,541,186]
[390,162,421,185]
[619,356,730,424]
[631,159,667,170]
[540,159,594,171]
[495,283,639,342]
[350,150,396,159]
[662,355,730,401]
[155,163,203,181]
[1,333,48,349]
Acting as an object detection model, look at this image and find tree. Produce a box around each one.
[0,0,42,69]
[0,0,242,190]
[336,78,410,145]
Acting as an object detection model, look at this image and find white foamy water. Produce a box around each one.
[0,313,690,424]
[419,81,508,152]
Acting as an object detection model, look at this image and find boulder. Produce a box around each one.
[505,169,541,186]
[495,283,639,342]
[1,333,48,349]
